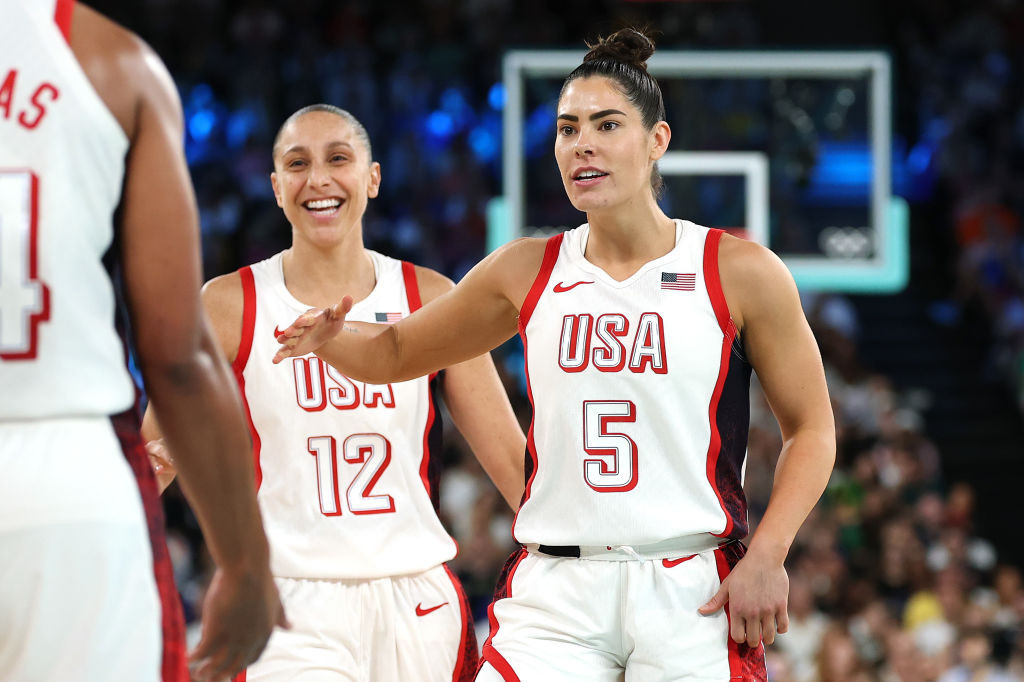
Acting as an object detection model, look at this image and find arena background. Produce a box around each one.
[89,0,1024,678]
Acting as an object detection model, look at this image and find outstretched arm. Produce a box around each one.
[699,236,836,647]
[274,238,546,384]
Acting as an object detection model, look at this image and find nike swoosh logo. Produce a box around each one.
[415,601,448,617]
[662,554,697,568]
[552,281,594,293]
[273,326,284,338]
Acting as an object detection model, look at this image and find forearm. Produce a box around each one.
[315,322,408,384]
[482,455,526,511]
[443,354,527,510]
[746,428,835,563]
[141,333,268,573]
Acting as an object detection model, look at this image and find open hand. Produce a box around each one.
[272,297,353,364]
[189,566,289,682]
[698,547,790,647]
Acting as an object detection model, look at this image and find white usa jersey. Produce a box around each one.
[513,221,751,548]
[0,0,134,420]
[236,251,456,579]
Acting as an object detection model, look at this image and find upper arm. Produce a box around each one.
[719,236,834,439]
[389,239,547,378]
[75,12,204,366]
[201,273,245,364]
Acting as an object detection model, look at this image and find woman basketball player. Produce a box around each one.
[273,30,836,681]
[145,105,526,681]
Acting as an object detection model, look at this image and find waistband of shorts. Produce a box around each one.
[525,535,733,561]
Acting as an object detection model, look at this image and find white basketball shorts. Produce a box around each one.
[237,563,477,681]
[0,417,161,682]
[477,542,766,681]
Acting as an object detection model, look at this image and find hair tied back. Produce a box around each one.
[583,28,656,70]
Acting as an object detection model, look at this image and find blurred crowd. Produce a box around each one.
[911,2,1024,414]
[107,0,1024,678]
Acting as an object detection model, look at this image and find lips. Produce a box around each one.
[302,197,344,217]
[571,167,609,184]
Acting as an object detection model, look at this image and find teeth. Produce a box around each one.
[306,198,341,209]
[576,171,605,180]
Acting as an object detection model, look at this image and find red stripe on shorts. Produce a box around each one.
[444,565,479,681]
[479,548,529,682]
[713,544,767,681]
[110,410,188,681]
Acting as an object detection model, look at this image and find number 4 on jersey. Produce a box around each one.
[0,169,50,359]
[308,433,397,516]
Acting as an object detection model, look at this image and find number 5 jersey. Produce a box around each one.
[513,221,752,549]
[236,250,456,579]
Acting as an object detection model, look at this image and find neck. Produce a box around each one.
[583,194,676,275]
[281,224,376,308]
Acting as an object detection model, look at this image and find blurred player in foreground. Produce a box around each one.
[273,29,836,681]
[146,104,526,681]
[0,2,283,680]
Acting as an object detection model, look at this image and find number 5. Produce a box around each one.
[582,400,638,492]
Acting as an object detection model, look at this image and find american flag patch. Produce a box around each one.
[661,272,696,291]
[375,312,403,323]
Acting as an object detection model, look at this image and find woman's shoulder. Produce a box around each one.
[717,232,799,330]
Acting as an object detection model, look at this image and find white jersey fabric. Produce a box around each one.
[513,220,752,550]
[235,250,456,579]
[0,0,134,420]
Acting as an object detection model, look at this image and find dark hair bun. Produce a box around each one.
[584,28,656,69]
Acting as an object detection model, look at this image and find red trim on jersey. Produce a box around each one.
[234,267,262,490]
[233,671,246,682]
[402,260,439,384]
[402,260,441,498]
[54,0,75,43]
[511,326,538,533]
[703,229,736,538]
[480,550,528,682]
[234,267,257,374]
[703,229,731,334]
[517,233,563,332]
[444,565,479,681]
[511,234,563,529]
[418,369,438,498]
[402,260,422,310]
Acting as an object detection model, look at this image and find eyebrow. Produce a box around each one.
[281,141,355,156]
[555,109,627,122]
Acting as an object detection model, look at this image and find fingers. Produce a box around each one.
[331,295,354,319]
[776,605,790,634]
[190,632,263,682]
[698,584,728,615]
[743,617,761,648]
[761,614,778,646]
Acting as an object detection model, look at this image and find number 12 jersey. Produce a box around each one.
[236,251,455,579]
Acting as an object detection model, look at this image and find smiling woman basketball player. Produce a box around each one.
[145,104,526,681]
[273,30,836,681]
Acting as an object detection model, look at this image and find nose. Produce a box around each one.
[574,131,593,157]
[307,160,331,187]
